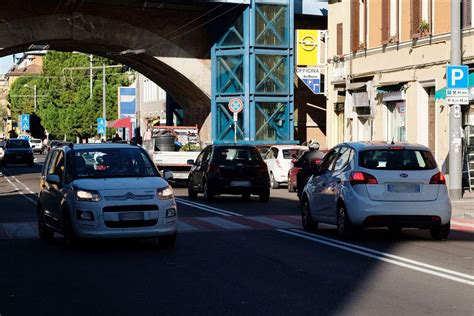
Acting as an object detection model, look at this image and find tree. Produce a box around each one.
[8,51,133,141]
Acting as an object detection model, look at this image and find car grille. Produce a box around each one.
[105,219,158,228]
[103,193,154,201]
[102,205,159,212]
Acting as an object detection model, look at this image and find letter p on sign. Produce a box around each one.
[447,65,469,89]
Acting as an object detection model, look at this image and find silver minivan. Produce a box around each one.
[38,143,177,247]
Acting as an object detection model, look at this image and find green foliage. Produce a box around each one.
[179,143,201,151]
[8,51,133,141]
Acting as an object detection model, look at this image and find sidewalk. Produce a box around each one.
[451,191,474,220]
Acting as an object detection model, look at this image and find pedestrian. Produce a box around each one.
[112,133,122,143]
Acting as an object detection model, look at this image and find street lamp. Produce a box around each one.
[23,84,37,112]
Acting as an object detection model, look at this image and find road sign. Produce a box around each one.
[447,65,469,89]
[228,98,244,113]
[118,87,136,118]
[296,67,322,94]
[21,114,30,131]
[97,117,106,135]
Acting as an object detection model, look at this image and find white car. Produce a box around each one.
[264,145,306,189]
[29,138,44,153]
[301,142,451,240]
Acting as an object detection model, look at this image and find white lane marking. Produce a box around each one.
[277,229,474,286]
[198,217,251,230]
[2,173,37,205]
[292,229,474,281]
[251,216,299,229]
[175,198,243,217]
[10,175,36,195]
[452,220,474,228]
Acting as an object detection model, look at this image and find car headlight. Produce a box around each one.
[157,186,174,200]
[75,189,101,202]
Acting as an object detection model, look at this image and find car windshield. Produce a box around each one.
[282,149,300,159]
[214,147,262,165]
[73,147,160,179]
[6,140,30,149]
[359,149,437,170]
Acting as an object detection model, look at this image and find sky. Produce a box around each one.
[0,55,15,75]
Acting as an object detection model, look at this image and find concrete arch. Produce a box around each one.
[0,13,212,133]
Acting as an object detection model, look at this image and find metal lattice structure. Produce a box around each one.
[212,0,294,144]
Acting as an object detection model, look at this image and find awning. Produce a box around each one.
[435,72,474,100]
[346,82,367,90]
[376,83,405,101]
[376,83,404,94]
[107,117,132,140]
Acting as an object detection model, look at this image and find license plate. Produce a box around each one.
[231,181,251,187]
[387,183,421,193]
[16,156,22,159]
[174,172,189,179]
[119,212,144,221]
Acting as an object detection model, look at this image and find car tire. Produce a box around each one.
[203,182,214,201]
[159,233,177,248]
[302,198,318,231]
[37,205,54,242]
[337,204,355,240]
[430,222,450,241]
[63,212,78,248]
[259,188,270,202]
[242,193,251,200]
[270,173,279,189]
[188,183,197,199]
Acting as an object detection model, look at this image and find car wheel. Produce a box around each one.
[259,188,270,202]
[159,233,177,248]
[301,198,318,231]
[188,182,197,199]
[37,205,54,242]
[242,193,251,200]
[337,204,355,239]
[270,173,279,189]
[63,212,77,248]
[203,182,214,201]
[430,222,450,241]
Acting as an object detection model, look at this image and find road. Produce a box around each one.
[0,154,473,315]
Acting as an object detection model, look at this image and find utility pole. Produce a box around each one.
[102,63,107,141]
[449,0,463,200]
[89,54,93,99]
[33,84,37,112]
[135,71,141,141]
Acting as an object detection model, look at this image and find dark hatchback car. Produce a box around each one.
[1,139,34,167]
[187,145,270,202]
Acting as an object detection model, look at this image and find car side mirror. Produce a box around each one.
[46,174,61,185]
[187,159,195,165]
[163,170,173,181]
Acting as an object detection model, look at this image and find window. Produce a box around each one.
[333,147,353,172]
[54,152,65,180]
[411,0,431,38]
[47,151,59,176]
[386,101,406,142]
[382,0,399,44]
[351,0,360,51]
[359,149,437,170]
[214,147,263,165]
[318,149,339,174]
[462,0,472,29]
[6,139,29,148]
[282,149,299,159]
[337,23,343,55]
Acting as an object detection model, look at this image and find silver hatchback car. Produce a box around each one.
[37,143,177,247]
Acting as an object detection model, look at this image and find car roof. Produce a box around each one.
[7,138,28,141]
[342,141,430,151]
[269,145,307,150]
[51,143,140,151]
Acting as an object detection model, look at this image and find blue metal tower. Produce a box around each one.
[211,0,294,144]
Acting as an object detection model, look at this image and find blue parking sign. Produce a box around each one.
[97,117,106,135]
[21,114,30,131]
[447,65,469,89]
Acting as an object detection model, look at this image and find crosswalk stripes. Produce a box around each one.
[0,215,303,240]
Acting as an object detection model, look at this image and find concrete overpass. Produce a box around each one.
[0,0,326,142]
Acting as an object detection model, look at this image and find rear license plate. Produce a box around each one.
[119,212,144,221]
[174,172,189,179]
[387,183,421,193]
[231,181,251,187]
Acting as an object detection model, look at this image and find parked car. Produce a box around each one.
[301,142,451,240]
[263,145,307,189]
[187,144,270,202]
[47,140,65,153]
[29,138,44,153]
[1,138,34,167]
[295,149,328,197]
[37,143,177,247]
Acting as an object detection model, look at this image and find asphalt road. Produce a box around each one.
[0,154,473,315]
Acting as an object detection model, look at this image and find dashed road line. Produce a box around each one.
[2,172,37,205]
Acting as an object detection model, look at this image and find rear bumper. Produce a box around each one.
[345,189,452,226]
[3,155,34,163]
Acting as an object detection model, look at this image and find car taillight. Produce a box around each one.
[350,171,378,186]
[430,172,446,185]
[208,164,220,174]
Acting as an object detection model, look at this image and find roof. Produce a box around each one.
[343,141,430,151]
[269,145,307,150]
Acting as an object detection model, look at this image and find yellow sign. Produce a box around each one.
[296,29,321,66]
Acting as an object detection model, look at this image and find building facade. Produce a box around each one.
[326,0,474,171]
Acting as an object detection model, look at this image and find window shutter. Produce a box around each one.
[351,0,360,52]
[337,23,343,55]
[410,0,421,38]
[462,0,472,29]
[381,0,390,44]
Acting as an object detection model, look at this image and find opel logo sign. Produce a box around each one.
[299,35,317,52]
[400,173,408,178]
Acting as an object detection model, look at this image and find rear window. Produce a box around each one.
[359,149,437,170]
[214,147,262,165]
[6,140,30,148]
[282,149,300,159]
[31,139,41,144]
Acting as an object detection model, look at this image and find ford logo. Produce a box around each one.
[400,173,408,178]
